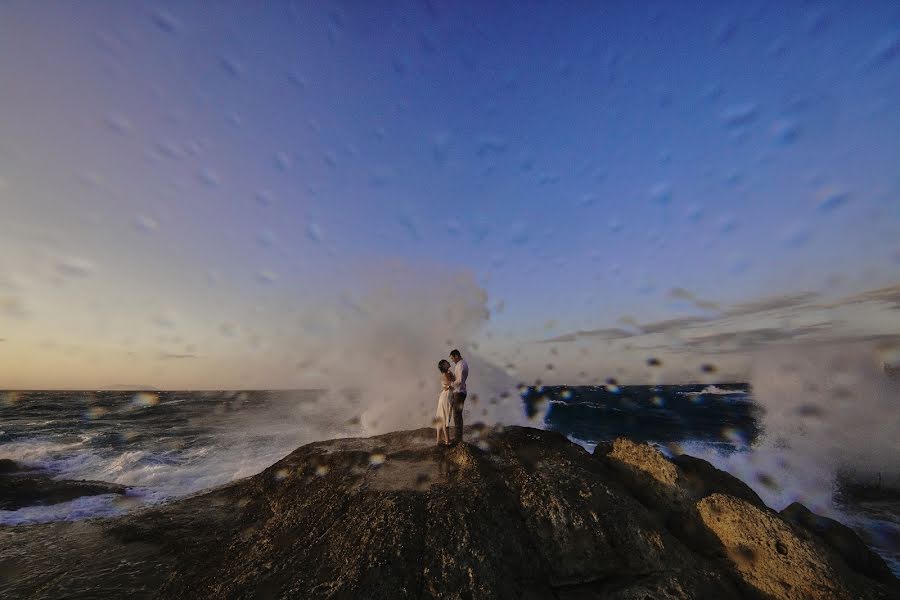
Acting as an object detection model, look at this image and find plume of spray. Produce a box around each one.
[684,341,900,517]
[292,264,529,438]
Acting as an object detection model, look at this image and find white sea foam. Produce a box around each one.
[677,342,900,518]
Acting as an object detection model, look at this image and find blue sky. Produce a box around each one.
[1,1,898,388]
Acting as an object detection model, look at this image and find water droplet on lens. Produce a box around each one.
[275,152,292,171]
[646,357,662,367]
[721,102,759,128]
[369,452,386,467]
[816,185,849,213]
[131,392,159,409]
[56,257,96,278]
[700,363,717,374]
[307,222,323,243]
[151,10,181,33]
[199,168,220,187]
[257,230,277,248]
[257,270,278,284]
[648,182,672,204]
[104,114,133,135]
[220,56,244,78]
[134,215,158,232]
[771,119,800,144]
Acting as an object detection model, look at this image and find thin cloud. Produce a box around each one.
[536,285,897,345]
[723,292,819,317]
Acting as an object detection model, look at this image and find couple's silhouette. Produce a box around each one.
[435,349,468,445]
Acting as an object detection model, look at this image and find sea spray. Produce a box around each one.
[680,341,900,516]
[288,264,527,436]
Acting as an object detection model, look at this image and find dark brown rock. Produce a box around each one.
[0,427,895,599]
[0,471,129,510]
[781,502,895,584]
[672,454,765,508]
[0,459,20,474]
[698,494,894,600]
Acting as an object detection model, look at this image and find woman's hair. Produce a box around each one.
[438,359,451,373]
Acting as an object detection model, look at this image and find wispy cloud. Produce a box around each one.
[537,284,900,348]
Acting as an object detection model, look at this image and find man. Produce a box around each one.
[449,349,468,443]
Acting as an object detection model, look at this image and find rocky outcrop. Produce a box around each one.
[0,427,895,599]
[780,501,895,584]
[0,460,129,510]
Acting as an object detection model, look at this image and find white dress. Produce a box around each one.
[436,377,452,427]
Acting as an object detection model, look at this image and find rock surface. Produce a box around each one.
[0,426,896,599]
[0,460,129,510]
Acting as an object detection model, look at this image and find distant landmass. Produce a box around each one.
[100,385,159,391]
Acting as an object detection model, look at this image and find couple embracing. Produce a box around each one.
[435,349,468,446]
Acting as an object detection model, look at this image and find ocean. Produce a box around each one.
[1,386,897,575]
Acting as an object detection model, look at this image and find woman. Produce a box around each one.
[435,359,455,445]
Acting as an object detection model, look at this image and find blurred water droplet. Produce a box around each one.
[648,182,672,204]
[608,219,623,233]
[782,225,812,248]
[756,472,779,491]
[397,214,419,240]
[685,205,704,223]
[257,270,278,284]
[274,152,292,171]
[537,172,560,185]
[56,257,95,278]
[0,392,21,407]
[287,71,307,89]
[718,216,737,234]
[131,392,159,409]
[771,119,800,144]
[866,30,900,68]
[273,468,290,481]
[220,56,244,78]
[700,363,717,374]
[432,132,450,164]
[816,185,849,213]
[199,168,220,187]
[721,102,759,128]
[796,404,825,418]
[510,223,530,245]
[477,135,507,157]
[715,18,737,45]
[369,452,386,467]
[104,114,133,135]
[307,222,323,243]
[315,464,330,477]
[151,10,181,33]
[134,215,158,232]
[257,230,277,248]
[646,357,662,367]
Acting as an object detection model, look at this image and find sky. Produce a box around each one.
[1,1,899,389]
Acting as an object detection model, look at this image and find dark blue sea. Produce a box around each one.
[1,386,896,575]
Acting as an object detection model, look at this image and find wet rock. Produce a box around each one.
[698,494,891,600]
[0,470,128,510]
[0,459,20,474]
[781,502,895,584]
[671,454,765,508]
[0,427,895,599]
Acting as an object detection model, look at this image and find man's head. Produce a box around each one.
[450,349,462,364]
